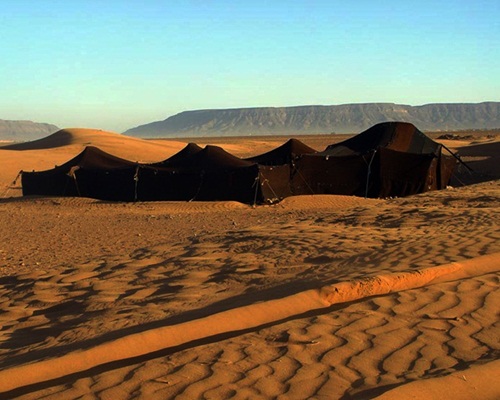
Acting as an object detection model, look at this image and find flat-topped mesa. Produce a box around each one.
[124,102,500,138]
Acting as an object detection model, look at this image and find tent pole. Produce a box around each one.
[292,160,315,195]
[12,170,22,185]
[134,165,139,202]
[253,174,260,207]
[365,150,377,198]
[67,166,81,196]
[190,171,204,202]
[0,171,22,198]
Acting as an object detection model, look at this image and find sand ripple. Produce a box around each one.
[0,181,498,399]
[0,253,498,396]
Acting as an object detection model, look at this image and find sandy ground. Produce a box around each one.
[0,129,499,399]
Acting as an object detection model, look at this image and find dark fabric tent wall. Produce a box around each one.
[291,152,373,196]
[243,138,317,200]
[21,146,139,201]
[294,122,457,198]
[137,145,290,204]
[257,164,293,202]
[137,145,259,203]
[179,146,260,203]
[21,144,290,204]
[137,143,205,201]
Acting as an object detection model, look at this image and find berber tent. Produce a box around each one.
[292,121,457,198]
[242,138,318,199]
[137,145,291,203]
[21,146,139,201]
[21,144,291,204]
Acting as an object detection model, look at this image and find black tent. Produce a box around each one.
[21,146,139,201]
[240,138,318,201]
[21,144,290,204]
[293,122,457,198]
[22,123,454,203]
[137,145,291,203]
[245,138,317,166]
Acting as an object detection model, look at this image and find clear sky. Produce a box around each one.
[1,0,499,132]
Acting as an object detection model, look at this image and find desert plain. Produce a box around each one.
[0,129,499,399]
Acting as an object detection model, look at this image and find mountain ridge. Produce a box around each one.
[0,119,59,141]
[125,102,500,137]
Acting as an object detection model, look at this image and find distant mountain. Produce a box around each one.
[125,102,500,137]
[0,119,59,142]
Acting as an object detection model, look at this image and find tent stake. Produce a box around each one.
[253,175,260,207]
[134,165,139,202]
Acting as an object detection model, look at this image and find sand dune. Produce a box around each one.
[1,128,183,155]
[2,128,119,150]
[0,132,499,399]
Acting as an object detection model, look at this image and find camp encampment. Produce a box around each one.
[21,144,291,204]
[292,121,457,198]
[20,122,458,203]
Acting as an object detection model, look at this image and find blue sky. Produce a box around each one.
[1,0,499,132]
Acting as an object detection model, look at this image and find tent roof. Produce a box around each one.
[148,142,203,168]
[320,122,441,157]
[246,138,317,165]
[46,146,137,172]
[168,145,256,170]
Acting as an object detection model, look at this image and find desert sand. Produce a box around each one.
[0,128,499,399]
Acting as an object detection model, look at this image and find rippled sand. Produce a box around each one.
[0,129,499,399]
